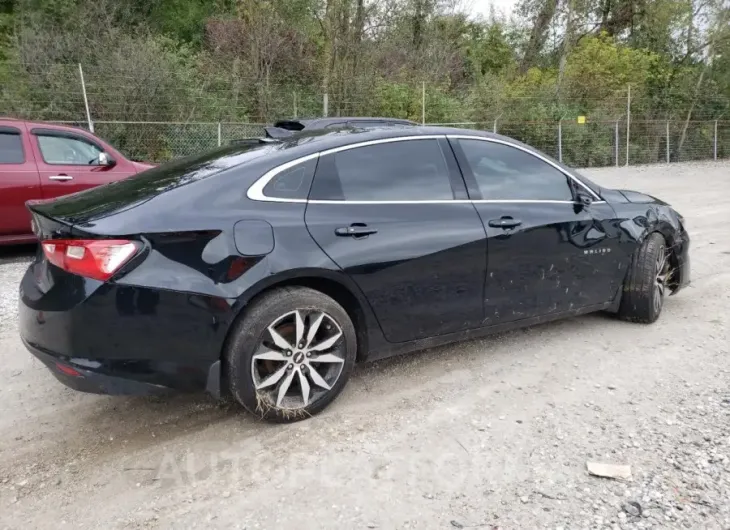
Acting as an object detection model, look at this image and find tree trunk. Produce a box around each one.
[413,0,425,50]
[520,0,559,73]
[557,0,576,100]
[676,5,727,157]
[321,0,335,98]
[676,61,706,158]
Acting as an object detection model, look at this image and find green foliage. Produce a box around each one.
[463,22,515,78]
[0,0,727,164]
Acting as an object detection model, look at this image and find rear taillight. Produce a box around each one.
[41,239,141,281]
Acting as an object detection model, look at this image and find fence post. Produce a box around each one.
[625,84,631,166]
[615,121,619,167]
[421,82,426,125]
[666,121,670,164]
[217,122,222,147]
[493,117,498,134]
[323,93,329,117]
[293,92,298,119]
[714,120,718,161]
[78,63,94,133]
[558,120,563,163]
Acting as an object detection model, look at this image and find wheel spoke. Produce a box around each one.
[305,313,324,348]
[310,353,344,364]
[298,369,311,407]
[268,325,292,352]
[253,309,346,411]
[276,369,296,407]
[252,350,288,362]
[309,330,343,352]
[256,363,288,390]
[295,310,305,348]
[307,364,331,390]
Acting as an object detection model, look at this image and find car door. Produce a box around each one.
[304,136,487,343]
[450,136,622,324]
[29,129,136,199]
[0,124,42,237]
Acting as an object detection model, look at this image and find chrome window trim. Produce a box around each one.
[307,199,608,205]
[247,136,444,202]
[247,134,605,204]
[317,134,445,156]
[447,134,603,201]
[246,152,320,203]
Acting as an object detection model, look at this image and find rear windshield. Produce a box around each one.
[35,142,278,225]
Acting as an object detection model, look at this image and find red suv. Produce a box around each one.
[0,119,153,244]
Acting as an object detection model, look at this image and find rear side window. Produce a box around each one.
[262,158,317,200]
[0,132,24,164]
[311,139,454,201]
[459,139,573,201]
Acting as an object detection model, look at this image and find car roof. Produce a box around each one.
[0,117,91,135]
[273,117,417,131]
[263,126,504,157]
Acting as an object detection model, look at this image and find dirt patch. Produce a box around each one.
[1,162,729,529]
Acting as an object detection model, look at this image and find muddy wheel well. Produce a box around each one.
[225,277,369,364]
[665,237,681,292]
[276,277,369,361]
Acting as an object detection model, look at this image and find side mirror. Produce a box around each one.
[576,192,593,207]
[98,152,116,167]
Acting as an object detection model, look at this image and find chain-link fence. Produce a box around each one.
[429,119,728,168]
[3,61,728,166]
[46,119,727,166]
[92,122,266,162]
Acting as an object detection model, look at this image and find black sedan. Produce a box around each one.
[19,127,690,422]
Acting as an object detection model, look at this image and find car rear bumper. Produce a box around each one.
[23,338,174,395]
[18,261,232,397]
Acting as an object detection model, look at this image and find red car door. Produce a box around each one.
[0,123,43,238]
[28,127,138,199]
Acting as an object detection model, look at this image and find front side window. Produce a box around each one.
[37,134,103,165]
[0,133,24,164]
[311,139,454,201]
[459,139,573,201]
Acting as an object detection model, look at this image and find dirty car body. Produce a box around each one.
[18,127,690,401]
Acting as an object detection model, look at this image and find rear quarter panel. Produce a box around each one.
[71,164,381,362]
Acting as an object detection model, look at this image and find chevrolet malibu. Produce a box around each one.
[19,127,690,422]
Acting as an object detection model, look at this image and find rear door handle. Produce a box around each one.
[335,224,378,237]
[488,217,522,229]
[49,175,73,181]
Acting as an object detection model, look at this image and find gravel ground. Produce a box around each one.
[0,161,728,530]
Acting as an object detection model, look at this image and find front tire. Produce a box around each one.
[225,287,357,422]
[618,232,670,324]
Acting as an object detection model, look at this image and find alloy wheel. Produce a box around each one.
[654,246,669,313]
[251,309,346,410]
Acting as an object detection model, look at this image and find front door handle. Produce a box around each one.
[335,224,378,237]
[49,175,73,181]
[488,217,522,229]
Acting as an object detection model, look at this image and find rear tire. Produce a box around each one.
[225,287,357,422]
[618,232,669,324]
